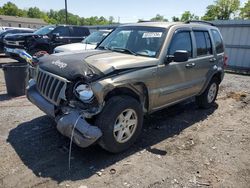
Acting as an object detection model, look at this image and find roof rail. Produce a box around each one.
[138,20,152,23]
[185,20,215,26]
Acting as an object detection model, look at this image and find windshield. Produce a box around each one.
[34,25,56,35]
[98,26,167,57]
[82,31,110,45]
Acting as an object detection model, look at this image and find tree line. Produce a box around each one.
[0,0,249,26]
[149,0,249,22]
[0,2,116,25]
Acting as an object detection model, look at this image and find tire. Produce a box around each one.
[30,49,49,57]
[29,49,42,56]
[96,96,143,153]
[196,77,219,108]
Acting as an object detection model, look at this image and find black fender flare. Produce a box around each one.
[198,68,224,95]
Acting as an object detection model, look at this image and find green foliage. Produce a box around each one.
[0,0,246,26]
[150,14,168,22]
[27,7,45,18]
[180,11,199,21]
[240,1,250,19]
[202,0,240,20]
[109,16,115,24]
[1,2,25,16]
[0,1,115,25]
[172,16,180,22]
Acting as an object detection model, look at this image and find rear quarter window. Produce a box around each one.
[72,27,90,37]
[211,29,224,54]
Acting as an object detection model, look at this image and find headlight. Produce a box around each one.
[75,84,94,102]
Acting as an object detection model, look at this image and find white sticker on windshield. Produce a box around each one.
[142,32,162,38]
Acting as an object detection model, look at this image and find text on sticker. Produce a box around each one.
[142,32,163,38]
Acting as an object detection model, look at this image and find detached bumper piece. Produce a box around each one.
[57,111,102,148]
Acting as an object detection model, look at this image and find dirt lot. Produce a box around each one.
[0,56,249,188]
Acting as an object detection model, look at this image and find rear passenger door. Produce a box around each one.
[189,29,216,92]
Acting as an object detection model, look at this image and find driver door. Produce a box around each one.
[51,26,71,50]
[153,29,198,109]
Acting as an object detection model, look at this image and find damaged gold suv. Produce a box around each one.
[27,21,226,153]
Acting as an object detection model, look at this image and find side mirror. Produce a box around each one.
[164,50,189,64]
[52,33,60,39]
[173,50,189,62]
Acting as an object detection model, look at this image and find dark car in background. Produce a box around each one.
[0,28,34,53]
[4,25,90,61]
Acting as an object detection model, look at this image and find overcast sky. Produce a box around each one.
[0,0,248,23]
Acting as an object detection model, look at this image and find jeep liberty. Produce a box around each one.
[27,21,226,153]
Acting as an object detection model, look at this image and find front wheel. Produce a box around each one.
[96,96,143,153]
[196,78,219,108]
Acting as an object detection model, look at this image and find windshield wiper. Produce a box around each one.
[97,46,112,50]
[112,47,137,56]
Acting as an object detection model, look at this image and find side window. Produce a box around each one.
[204,32,212,54]
[72,27,90,37]
[211,29,224,54]
[53,27,70,36]
[194,31,212,56]
[168,31,192,58]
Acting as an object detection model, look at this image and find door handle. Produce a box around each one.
[185,62,196,68]
[209,58,216,62]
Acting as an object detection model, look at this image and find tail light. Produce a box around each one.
[223,54,228,67]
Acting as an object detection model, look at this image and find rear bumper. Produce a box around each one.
[26,80,102,147]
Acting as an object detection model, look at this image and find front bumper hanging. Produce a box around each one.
[26,80,102,148]
[57,111,102,148]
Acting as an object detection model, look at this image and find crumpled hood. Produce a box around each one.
[38,50,158,81]
[54,42,96,52]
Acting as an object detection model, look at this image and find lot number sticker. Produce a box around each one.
[142,32,162,38]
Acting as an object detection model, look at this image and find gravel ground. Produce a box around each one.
[0,57,249,188]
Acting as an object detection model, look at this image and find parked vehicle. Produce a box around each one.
[53,30,111,53]
[0,26,33,32]
[4,25,90,61]
[26,21,226,153]
[0,28,34,53]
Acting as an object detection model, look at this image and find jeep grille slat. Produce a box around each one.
[43,74,50,94]
[53,82,64,103]
[36,68,68,105]
[39,73,46,91]
[45,76,53,96]
[49,79,59,99]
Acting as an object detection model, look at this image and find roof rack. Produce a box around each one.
[185,20,215,26]
[138,20,153,23]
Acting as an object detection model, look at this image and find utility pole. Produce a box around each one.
[65,0,68,24]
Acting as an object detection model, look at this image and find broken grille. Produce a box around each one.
[36,68,68,105]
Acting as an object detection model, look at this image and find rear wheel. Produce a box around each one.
[196,78,219,108]
[96,96,143,153]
